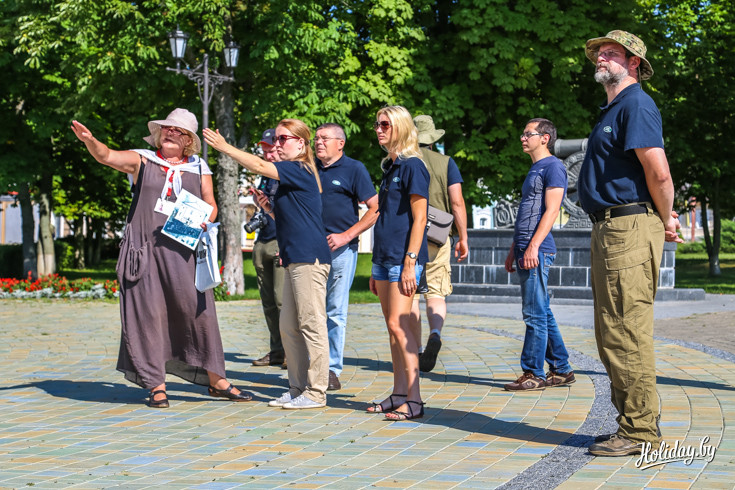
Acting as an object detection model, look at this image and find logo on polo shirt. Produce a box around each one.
[392,176,400,183]
[603,126,613,133]
[331,180,341,186]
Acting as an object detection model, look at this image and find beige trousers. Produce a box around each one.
[280,260,331,404]
[590,206,664,444]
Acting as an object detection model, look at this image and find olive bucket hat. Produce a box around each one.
[585,30,653,80]
[413,115,445,145]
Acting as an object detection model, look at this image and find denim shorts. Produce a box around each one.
[371,263,424,284]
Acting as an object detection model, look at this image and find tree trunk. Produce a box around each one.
[90,218,103,266]
[17,182,37,280]
[699,192,721,276]
[72,219,86,269]
[213,81,245,295]
[36,173,55,276]
[709,182,722,277]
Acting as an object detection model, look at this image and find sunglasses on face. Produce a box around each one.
[373,121,391,131]
[276,134,301,145]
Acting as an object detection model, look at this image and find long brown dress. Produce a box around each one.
[116,156,225,389]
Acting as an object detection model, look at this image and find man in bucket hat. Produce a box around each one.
[409,115,468,373]
[578,30,682,456]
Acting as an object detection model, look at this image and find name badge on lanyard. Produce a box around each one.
[154,197,176,216]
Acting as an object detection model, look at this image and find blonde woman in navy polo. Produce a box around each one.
[204,120,332,410]
[366,105,430,421]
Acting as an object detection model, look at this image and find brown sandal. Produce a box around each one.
[208,383,253,402]
[148,389,169,408]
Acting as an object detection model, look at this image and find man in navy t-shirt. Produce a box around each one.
[579,30,682,457]
[315,123,378,391]
[504,118,572,393]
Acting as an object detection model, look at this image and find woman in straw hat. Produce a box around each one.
[204,119,332,410]
[365,105,430,420]
[71,108,253,408]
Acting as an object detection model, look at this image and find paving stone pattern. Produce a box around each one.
[0,301,733,488]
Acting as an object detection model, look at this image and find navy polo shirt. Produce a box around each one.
[372,156,430,266]
[255,177,278,243]
[513,156,567,253]
[579,83,664,214]
[317,153,377,250]
[447,157,464,186]
[272,160,331,267]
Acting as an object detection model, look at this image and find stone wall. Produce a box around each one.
[449,229,703,302]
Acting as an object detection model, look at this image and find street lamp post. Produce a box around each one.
[166,26,240,162]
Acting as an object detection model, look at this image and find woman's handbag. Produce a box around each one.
[195,223,222,292]
[426,206,454,246]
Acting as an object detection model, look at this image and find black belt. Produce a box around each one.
[589,203,649,224]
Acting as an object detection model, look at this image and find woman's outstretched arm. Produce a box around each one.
[203,128,279,180]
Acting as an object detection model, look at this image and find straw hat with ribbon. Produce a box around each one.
[143,108,202,155]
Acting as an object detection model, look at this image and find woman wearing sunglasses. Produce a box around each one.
[366,105,430,420]
[204,120,332,410]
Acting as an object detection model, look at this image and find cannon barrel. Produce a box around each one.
[553,138,588,159]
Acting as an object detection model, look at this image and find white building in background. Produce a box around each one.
[472,205,495,229]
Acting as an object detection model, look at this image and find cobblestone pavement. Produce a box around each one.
[1,299,733,489]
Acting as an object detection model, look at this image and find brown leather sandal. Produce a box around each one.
[208,383,253,402]
[148,389,169,408]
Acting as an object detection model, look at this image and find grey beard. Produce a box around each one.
[594,68,627,87]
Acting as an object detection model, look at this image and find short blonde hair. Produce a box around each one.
[376,105,422,167]
[277,118,322,192]
[154,129,198,157]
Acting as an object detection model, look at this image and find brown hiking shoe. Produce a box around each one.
[588,434,642,456]
[504,372,546,391]
[252,352,285,366]
[545,370,576,387]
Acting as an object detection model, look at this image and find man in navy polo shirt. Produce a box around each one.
[578,30,682,457]
[315,123,379,390]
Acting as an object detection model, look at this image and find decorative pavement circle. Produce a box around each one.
[0,301,732,488]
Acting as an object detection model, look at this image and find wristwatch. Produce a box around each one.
[405,252,417,260]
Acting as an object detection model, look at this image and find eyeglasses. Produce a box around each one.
[162,126,185,136]
[276,134,301,145]
[373,121,391,131]
[520,132,545,140]
[314,136,340,143]
[597,50,626,60]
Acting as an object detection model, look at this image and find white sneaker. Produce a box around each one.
[282,394,326,409]
[268,392,292,407]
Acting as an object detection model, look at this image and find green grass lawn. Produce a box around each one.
[59,259,118,281]
[675,252,735,295]
[241,252,378,303]
[60,254,379,302]
[59,251,734,300]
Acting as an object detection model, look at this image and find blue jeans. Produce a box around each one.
[326,246,359,376]
[516,250,571,378]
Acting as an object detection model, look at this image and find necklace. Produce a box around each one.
[157,150,186,165]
